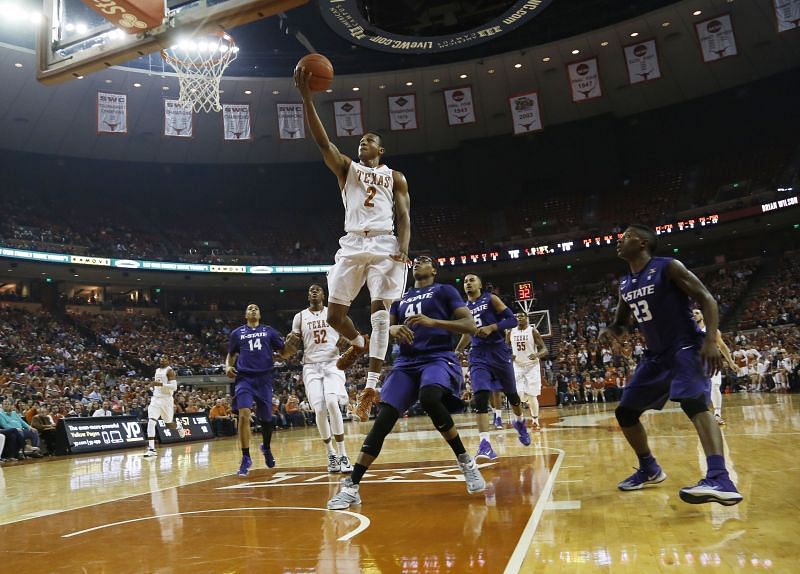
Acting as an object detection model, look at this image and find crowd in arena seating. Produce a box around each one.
[738,252,800,330]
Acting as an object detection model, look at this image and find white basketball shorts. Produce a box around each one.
[514,362,542,398]
[303,361,348,410]
[327,233,407,306]
[148,397,175,424]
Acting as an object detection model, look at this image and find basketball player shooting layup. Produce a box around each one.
[295,66,411,423]
[599,224,742,505]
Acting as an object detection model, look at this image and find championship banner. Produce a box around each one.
[388,94,418,130]
[277,103,306,140]
[509,91,543,135]
[333,100,364,137]
[695,15,738,62]
[156,412,214,444]
[222,104,252,141]
[56,416,144,455]
[624,40,662,84]
[97,92,127,134]
[163,98,193,138]
[443,87,476,126]
[567,58,602,102]
[774,0,800,32]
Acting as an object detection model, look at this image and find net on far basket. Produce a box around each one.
[161,32,239,113]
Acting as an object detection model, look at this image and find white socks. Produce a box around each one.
[366,372,380,390]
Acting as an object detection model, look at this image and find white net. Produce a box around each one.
[160,32,239,113]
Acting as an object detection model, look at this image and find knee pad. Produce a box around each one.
[360,404,399,458]
[419,386,454,433]
[615,405,642,428]
[369,309,390,360]
[474,390,491,414]
[679,395,709,419]
[506,392,522,407]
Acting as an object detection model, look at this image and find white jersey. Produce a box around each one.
[510,326,538,366]
[342,161,395,234]
[153,367,177,398]
[292,307,340,365]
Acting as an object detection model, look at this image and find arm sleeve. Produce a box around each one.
[496,306,518,331]
[227,329,239,355]
[291,313,302,335]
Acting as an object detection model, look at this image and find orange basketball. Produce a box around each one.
[295,53,334,92]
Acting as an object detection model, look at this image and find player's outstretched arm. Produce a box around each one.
[405,307,477,336]
[391,171,411,263]
[717,331,737,369]
[294,67,351,183]
[667,259,723,375]
[278,332,301,359]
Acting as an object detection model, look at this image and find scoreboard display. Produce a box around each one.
[514,281,534,301]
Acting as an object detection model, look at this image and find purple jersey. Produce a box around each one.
[620,256,703,354]
[390,283,465,358]
[466,292,508,347]
[228,324,285,374]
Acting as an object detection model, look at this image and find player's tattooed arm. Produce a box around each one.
[391,171,411,263]
[293,66,351,184]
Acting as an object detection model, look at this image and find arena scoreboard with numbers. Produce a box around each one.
[514,281,534,301]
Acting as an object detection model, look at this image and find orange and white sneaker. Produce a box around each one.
[355,387,379,421]
[532,418,541,431]
[336,334,370,371]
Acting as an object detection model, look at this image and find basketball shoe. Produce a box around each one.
[327,477,361,510]
[532,417,541,431]
[679,476,743,506]
[328,453,341,473]
[617,466,667,491]
[336,334,370,371]
[260,444,275,468]
[457,453,486,494]
[715,413,726,426]
[493,414,503,429]
[237,454,252,477]
[339,455,353,473]
[355,387,379,422]
[512,419,531,446]
[475,439,497,462]
[143,448,157,458]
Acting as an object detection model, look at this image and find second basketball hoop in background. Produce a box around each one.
[295,54,334,91]
[161,32,239,113]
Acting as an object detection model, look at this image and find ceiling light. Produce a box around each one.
[693,10,702,16]
[600,41,609,47]
[514,63,522,69]
[433,78,440,83]
[76,75,84,80]
[630,32,639,37]
[14,63,23,68]
[244,90,252,95]
[162,86,169,91]
[405,81,413,86]
[571,49,580,55]
[542,57,551,62]
[661,21,671,27]
[325,88,333,93]
[104,79,112,84]
[133,82,141,87]
[378,84,386,89]
[352,86,360,91]
[459,73,467,79]
[272,90,280,95]
[487,69,495,74]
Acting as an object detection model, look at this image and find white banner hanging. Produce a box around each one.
[163,99,193,138]
[623,40,662,84]
[333,100,364,137]
[773,0,800,32]
[388,94,418,131]
[695,15,738,62]
[277,103,306,140]
[443,86,476,126]
[509,91,543,135]
[567,58,602,102]
[222,104,252,141]
[97,92,127,134]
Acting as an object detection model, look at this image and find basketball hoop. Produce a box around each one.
[160,32,238,113]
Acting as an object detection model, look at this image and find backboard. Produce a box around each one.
[37,0,307,84]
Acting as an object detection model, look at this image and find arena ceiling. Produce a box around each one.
[0,0,798,163]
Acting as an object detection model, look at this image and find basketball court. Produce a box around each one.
[1,394,795,572]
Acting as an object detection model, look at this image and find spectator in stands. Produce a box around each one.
[92,400,113,417]
[285,394,305,428]
[0,399,43,457]
[209,398,236,437]
[30,404,58,455]
[1,427,24,461]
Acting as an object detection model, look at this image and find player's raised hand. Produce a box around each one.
[390,250,410,264]
[294,66,313,99]
[405,314,435,328]
[700,341,723,377]
[389,324,414,345]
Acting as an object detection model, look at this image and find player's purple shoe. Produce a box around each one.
[475,439,498,462]
[237,454,252,477]
[493,414,503,429]
[618,466,667,491]
[679,476,743,506]
[512,419,531,446]
[260,444,275,468]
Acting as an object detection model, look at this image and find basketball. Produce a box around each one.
[295,53,334,92]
